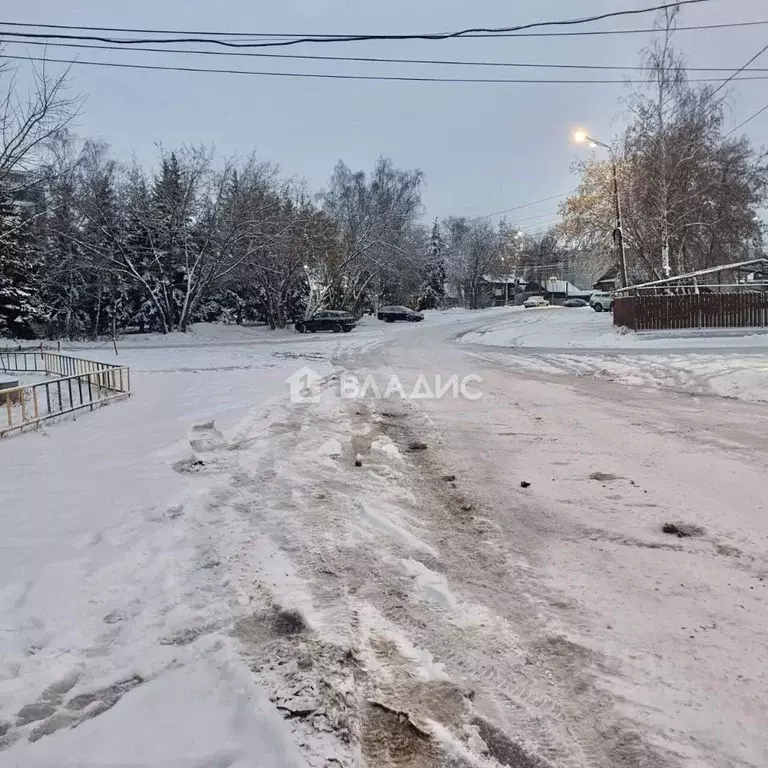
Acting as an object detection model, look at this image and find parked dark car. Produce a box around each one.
[377,306,424,323]
[295,310,357,334]
[563,298,589,308]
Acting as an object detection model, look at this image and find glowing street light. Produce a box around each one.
[572,128,628,288]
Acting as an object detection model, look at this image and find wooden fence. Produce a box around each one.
[614,293,768,331]
[0,350,131,437]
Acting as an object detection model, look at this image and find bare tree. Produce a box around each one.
[444,218,504,309]
[317,157,424,314]
[0,56,81,185]
[229,171,333,329]
[561,14,768,282]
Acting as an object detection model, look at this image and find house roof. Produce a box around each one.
[482,274,521,285]
[545,279,591,295]
[594,264,619,282]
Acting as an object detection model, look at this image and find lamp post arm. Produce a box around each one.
[586,136,612,151]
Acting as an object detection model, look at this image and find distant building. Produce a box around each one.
[481,274,525,306]
[523,280,546,297]
[544,279,593,304]
[593,265,621,292]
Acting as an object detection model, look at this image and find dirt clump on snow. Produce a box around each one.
[589,471,619,482]
[662,522,706,538]
[171,457,207,474]
[234,606,308,643]
[380,410,406,419]
[362,700,439,767]
[271,607,308,636]
[472,717,551,768]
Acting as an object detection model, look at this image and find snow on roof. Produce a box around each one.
[545,280,592,295]
[482,274,521,284]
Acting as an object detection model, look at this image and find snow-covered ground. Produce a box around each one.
[460,306,768,403]
[461,305,768,351]
[1,309,767,767]
[0,337,336,767]
[0,314,485,767]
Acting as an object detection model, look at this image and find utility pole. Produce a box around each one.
[611,158,629,288]
[575,131,630,288]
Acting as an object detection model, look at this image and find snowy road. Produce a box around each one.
[1,311,766,767]
[460,307,768,404]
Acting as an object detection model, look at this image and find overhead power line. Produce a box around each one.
[2,10,755,41]
[520,220,564,236]
[507,210,563,225]
[473,193,572,220]
[714,40,768,135]
[726,102,768,136]
[3,15,764,40]
[0,1,712,49]
[6,53,768,85]
[3,21,767,42]
[712,42,768,97]
[5,38,768,73]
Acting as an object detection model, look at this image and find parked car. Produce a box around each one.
[523,296,550,309]
[377,306,424,323]
[295,310,357,334]
[589,292,614,312]
[564,298,589,308]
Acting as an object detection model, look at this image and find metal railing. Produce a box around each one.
[0,350,131,437]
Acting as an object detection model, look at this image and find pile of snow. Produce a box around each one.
[0,338,339,765]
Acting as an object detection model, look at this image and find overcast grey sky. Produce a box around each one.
[4,0,767,227]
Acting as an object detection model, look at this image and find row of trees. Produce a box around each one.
[2,9,767,338]
[0,56,520,337]
[560,8,767,282]
[1,128,447,337]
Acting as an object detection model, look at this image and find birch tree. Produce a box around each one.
[444,218,504,310]
[318,157,424,314]
[561,17,768,281]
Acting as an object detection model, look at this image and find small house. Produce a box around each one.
[593,265,620,292]
[481,275,525,306]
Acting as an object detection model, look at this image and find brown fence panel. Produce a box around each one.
[612,296,636,329]
[614,292,768,331]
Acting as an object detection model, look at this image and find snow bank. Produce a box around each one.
[461,308,768,402]
[0,339,335,763]
[461,307,768,350]
[0,649,305,768]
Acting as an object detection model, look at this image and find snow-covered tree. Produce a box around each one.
[421,219,446,309]
[0,190,42,338]
[318,157,424,314]
[444,218,504,310]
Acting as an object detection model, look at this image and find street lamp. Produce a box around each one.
[574,130,629,288]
